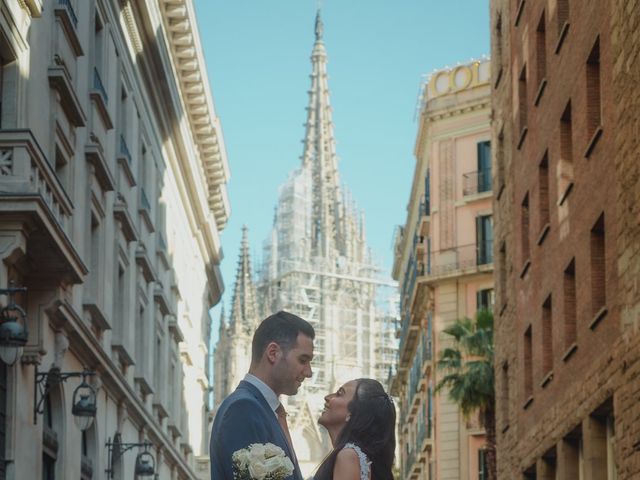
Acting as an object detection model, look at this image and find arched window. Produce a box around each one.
[81,429,93,480]
[42,393,58,480]
[0,362,6,480]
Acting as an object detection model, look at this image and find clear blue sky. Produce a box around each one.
[194,1,490,321]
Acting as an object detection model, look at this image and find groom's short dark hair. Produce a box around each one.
[251,311,315,362]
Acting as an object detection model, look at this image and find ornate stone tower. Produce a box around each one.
[213,226,259,408]
[256,12,396,476]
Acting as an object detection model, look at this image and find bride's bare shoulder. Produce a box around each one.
[333,448,360,480]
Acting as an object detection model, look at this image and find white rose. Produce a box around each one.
[248,460,268,480]
[264,443,285,458]
[249,443,266,460]
[233,448,251,468]
[264,455,294,477]
[281,456,294,475]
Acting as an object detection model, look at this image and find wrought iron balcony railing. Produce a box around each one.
[140,187,151,212]
[93,68,108,104]
[58,0,78,27]
[119,135,132,165]
[424,241,493,278]
[463,169,492,196]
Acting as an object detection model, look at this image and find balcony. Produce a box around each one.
[90,68,113,130]
[0,130,87,283]
[407,326,433,419]
[417,195,430,237]
[422,241,493,282]
[416,389,433,453]
[117,135,136,187]
[139,187,154,232]
[463,169,492,197]
[58,0,78,28]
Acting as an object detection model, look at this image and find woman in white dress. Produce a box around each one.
[315,378,396,480]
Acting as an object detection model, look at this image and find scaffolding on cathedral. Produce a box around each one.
[250,11,398,475]
[213,12,398,478]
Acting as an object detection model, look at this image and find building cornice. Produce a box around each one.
[158,0,230,231]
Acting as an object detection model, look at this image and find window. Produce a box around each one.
[501,362,509,429]
[477,288,495,312]
[476,215,493,265]
[42,394,57,480]
[541,448,557,479]
[561,427,582,479]
[586,37,602,153]
[558,102,574,203]
[80,429,93,480]
[0,363,5,480]
[542,295,553,378]
[496,128,505,197]
[524,325,533,401]
[499,242,507,309]
[535,10,547,101]
[563,259,577,351]
[54,147,69,192]
[521,193,531,267]
[538,153,550,240]
[518,65,528,144]
[477,141,492,193]
[478,449,488,480]
[523,464,536,479]
[0,54,4,128]
[93,14,106,103]
[494,13,503,87]
[557,0,570,38]
[590,214,606,319]
[587,400,615,480]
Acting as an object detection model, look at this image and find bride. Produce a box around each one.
[315,378,396,480]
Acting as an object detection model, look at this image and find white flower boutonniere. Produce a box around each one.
[232,443,294,480]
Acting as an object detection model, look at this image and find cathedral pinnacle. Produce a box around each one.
[229,226,258,334]
[315,10,324,41]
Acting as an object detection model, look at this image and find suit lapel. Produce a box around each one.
[237,381,303,480]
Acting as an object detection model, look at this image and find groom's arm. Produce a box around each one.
[212,398,274,479]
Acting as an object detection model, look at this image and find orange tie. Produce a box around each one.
[276,403,294,453]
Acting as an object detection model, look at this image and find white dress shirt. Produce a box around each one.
[243,373,280,417]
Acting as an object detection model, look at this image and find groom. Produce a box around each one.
[210,311,315,479]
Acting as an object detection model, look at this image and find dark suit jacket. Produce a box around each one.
[210,380,303,480]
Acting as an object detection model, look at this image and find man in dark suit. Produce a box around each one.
[210,311,315,479]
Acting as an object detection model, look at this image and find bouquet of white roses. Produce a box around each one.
[232,443,294,480]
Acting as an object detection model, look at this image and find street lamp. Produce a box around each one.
[71,371,98,430]
[106,433,156,478]
[0,282,28,366]
[34,367,97,430]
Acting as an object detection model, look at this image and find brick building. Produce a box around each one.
[491,0,640,478]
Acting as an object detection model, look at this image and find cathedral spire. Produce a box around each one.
[315,10,324,40]
[218,306,227,337]
[229,226,258,334]
[301,12,343,258]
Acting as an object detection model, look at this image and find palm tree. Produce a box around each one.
[435,309,496,480]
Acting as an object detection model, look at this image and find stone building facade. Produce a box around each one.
[491,0,640,478]
[391,59,492,480]
[0,0,229,479]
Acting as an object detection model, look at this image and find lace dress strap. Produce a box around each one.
[343,443,371,480]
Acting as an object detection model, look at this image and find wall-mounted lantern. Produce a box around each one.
[34,367,97,430]
[0,282,28,366]
[106,433,155,478]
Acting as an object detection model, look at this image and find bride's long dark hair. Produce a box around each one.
[315,378,396,480]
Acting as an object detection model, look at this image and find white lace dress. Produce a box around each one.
[342,443,371,480]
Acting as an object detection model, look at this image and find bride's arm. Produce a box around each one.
[332,448,362,480]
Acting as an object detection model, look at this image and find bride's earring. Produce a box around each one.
[345,415,351,422]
